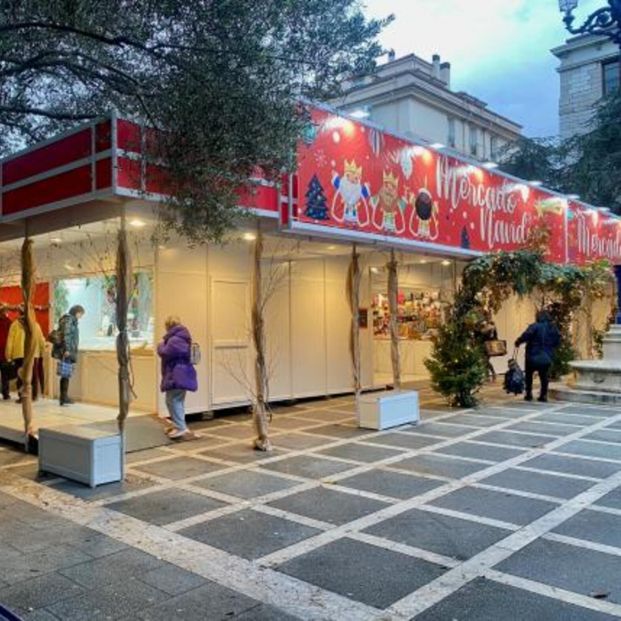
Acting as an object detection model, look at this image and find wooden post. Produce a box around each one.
[116,213,132,436]
[251,221,272,451]
[387,249,401,390]
[347,244,362,419]
[20,233,37,450]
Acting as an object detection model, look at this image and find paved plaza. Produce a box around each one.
[1,384,621,619]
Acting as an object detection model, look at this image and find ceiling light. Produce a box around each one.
[349,107,370,119]
[129,218,146,228]
[64,263,75,272]
[441,260,451,266]
[242,232,256,241]
[529,180,543,187]
[482,162,498,169]
[327,245,336,250]
[567,194,580,200]
[430,142,445,149]
[370,267,379,273]
[420,259,428,265]
[51,237,62,244]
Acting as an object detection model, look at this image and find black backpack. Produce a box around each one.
[504,362,525,395]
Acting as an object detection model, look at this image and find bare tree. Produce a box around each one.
[386,249,401,390]
[346,243,362,419]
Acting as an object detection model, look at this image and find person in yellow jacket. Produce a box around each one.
[5,307,46,402]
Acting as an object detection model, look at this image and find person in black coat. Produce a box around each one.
[515,310,561,403]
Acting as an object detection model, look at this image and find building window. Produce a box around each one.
[490,135,499,160]
[603,58,620,96]
[448,118,456,147]
[469,125,478,157]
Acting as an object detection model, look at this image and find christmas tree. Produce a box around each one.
[460,226,470,249]
[305,174,330,220]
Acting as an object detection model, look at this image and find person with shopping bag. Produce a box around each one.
[515,310,561,403]
[51,305,85,406]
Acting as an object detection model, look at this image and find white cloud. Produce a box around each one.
[362,0,606,137]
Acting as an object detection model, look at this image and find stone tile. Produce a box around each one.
[522,454,621,479]
[203,425,257,440]
[584,429,621,444]
[496,538,621,604]
[60,529,128,558]
[533,412,602,426]
[392,453,490,479]
[441,414,505,428]
[198,445,287,464]
[271,433,331,451]
[139,563,206,596]
[506,421,581,436]
[106,489,225,526]
[233,603,299,620]
[403,422,478,438]
[269,486,389,525]
[59,549,165,589]
[260,455,352,479]
[475,406,534,418]
[560,405,615,417]
[429,487,558,525]
[474,430,555,449]
[22,610,60,621]
[296,409,353,422]
[125,448,174,464]
[363,432,442,450]
[434,441,524,462]
[192,470,300,499]
[415,576,617,621]
[132,456,228,480]
[0,448,33,467]
[179,509,320,560]
[50,473,155,501]
[318,442,406,463]
[365,507,511,561]
[5,463,61,483]
[136,581,260,620]
[0,544,93,584]
[0,572,84,613]
[338,469,443,500]
[606,420,621,430]
[595,487,621,510]
[269,417,317,430]
[553,509,621,548]
[556,440,621,461]
[481,468,594,499]
[277,537,447,608]
[46,576,167,621]
[304,423,374,439]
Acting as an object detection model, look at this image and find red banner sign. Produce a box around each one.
[292,107,621,265]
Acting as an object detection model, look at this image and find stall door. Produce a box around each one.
[210,278,252,407]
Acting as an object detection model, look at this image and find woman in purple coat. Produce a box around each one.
[157,316,198,439]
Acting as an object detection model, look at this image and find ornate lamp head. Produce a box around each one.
[558,0,579,13]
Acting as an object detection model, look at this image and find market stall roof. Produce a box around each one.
[0,106,619,265]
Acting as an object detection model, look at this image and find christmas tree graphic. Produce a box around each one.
[460,226,470,249]
[305,174,330,220]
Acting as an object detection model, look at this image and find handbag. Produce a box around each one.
[484,339,507,357]
[56,360,74,379]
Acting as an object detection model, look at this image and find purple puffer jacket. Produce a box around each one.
[157,325,198,392]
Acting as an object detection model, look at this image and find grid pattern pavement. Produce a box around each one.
[1,384,621,619]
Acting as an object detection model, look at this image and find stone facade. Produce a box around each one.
[332,53,522,161]
[552,34,620,140]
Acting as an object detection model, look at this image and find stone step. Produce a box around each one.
[550,383,621,406]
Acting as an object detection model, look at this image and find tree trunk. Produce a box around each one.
[387,249,401,390]
[20,237,37,449]
[116,223,132,434]
[251,222,272,451]
[346,244,362,420]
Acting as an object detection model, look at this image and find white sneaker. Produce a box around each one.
[168,429,189,439]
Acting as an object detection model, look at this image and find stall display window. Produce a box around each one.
[53,272,154,351]
[372,289,446,341]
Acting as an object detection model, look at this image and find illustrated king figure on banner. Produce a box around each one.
[332,159,370,226]
[370,170,407,234]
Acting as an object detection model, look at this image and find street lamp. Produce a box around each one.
[558,0,621,45]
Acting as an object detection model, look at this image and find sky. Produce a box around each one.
[362,0,605,137]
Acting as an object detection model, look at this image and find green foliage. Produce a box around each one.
[425,323,487,408]
[0,1,392,241]
[52,279,68,324]
[498,94,621,214]
[426,245,614,408]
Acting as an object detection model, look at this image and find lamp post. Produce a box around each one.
[558,0,621,46]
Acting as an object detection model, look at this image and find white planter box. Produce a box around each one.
[358,390,419,430]
[39,426,123,488]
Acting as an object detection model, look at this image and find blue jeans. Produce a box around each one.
[165,389,187,432]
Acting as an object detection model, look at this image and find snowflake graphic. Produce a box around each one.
[314,149,328,168]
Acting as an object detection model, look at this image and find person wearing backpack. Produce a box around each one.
[51,305,85,406]
[157,316,198,439]
[515,310,561,403]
